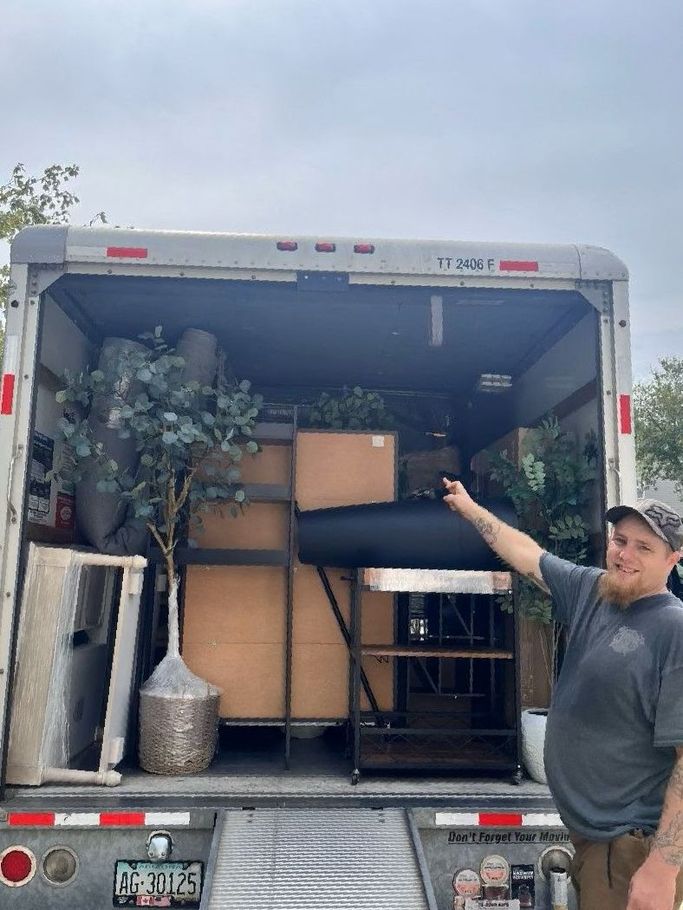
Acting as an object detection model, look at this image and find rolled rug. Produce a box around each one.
[297,497,516,571]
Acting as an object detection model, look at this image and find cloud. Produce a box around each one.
[2,0,682,358]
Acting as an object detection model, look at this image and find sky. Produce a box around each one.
[2,0,682,377]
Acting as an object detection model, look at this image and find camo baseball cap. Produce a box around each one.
[606,499,683,552]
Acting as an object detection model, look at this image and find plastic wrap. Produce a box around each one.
[176,328,218,387]
[8,548,81,774]
[91,337,147,428]
[138,577,221,774]
[6,547,146,787]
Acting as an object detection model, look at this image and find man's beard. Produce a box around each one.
[598,569,647,608]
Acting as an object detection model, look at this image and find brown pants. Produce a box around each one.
[570,830,683,910]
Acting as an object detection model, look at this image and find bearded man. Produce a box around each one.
[443,480,683,910]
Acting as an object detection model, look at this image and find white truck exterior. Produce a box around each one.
[0,226,636,908]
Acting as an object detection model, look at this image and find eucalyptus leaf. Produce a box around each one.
[51,325,264,634]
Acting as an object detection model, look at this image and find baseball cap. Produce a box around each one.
[605,499,683,552]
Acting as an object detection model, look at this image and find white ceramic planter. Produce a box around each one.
[521,708,548,784]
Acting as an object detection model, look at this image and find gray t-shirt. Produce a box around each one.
[540,552,683,840]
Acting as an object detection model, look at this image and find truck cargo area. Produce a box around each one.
[1,230,629,910]
[5,262,605,791]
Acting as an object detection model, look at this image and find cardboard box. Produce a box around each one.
[401,444,461,493]
[197,502,290,550]
[292,431,396,718]
[183,566,286,645]
[182,431,397,720]
[182,566,287,718]
[183,641,286,718]
[295,430,396,509]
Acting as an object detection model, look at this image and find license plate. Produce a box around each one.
[114,861,203,907]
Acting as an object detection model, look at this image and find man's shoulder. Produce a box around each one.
[653,593,683,626]
[540,552,603,584]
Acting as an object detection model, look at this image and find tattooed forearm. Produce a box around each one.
[473,517,499,546]
[526,571,551,595]
[653,813,683,866]
[452,499,544,581]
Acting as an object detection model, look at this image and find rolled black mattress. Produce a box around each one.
[297,498,516,570]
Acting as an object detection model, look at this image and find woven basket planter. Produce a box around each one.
[139,688,220,775]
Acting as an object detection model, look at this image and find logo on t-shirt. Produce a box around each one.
[609,626,645,655]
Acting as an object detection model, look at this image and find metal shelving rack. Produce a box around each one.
[349,568,523,784]
[150,409,301,766]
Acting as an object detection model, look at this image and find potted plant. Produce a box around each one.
[54,326,262,774]
[486,416,597,782]
[304,386,394,430]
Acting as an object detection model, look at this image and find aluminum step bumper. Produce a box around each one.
[202,807,436,909]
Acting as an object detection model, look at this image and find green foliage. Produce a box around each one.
[53,327,262,559]
[1,163,80,240]
[633,356,683,498]
[489,416,596,623]
[305,386,393,430]
[0,162,106,362]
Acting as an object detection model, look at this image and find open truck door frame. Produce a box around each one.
[0,227,636,907]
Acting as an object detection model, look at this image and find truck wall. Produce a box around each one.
[26,296,93,546]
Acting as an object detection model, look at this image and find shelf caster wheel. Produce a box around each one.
[351,770,360,786]
[511,767,523,786]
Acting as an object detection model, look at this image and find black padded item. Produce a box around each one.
[297,497,517,570]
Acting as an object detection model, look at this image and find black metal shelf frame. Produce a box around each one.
[349,569,523,784]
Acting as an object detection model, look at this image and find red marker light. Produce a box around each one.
[619,394,632,434]
[353,244,375,254]
[7,812,55,826]
[315,242,336,253]
[1,335,19,416]
[276,241,298,251]
[0,373,15,415]
[106,247,148,259]
[0,847,36,885]
[99,812,146,826]
[499,260,539,272]
[479,812,523,827]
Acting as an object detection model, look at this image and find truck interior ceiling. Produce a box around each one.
[22,272,604,778]
[45,273,600,460]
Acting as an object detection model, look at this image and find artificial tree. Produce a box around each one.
[54,327,262,770]
[487,416,596,701]
[487,416,597,778]
[305,386,394,430]
[488,416,596,622]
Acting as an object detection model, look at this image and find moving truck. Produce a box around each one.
[0,226,636,908]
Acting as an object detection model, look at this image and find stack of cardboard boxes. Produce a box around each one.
[182,430,396,721]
